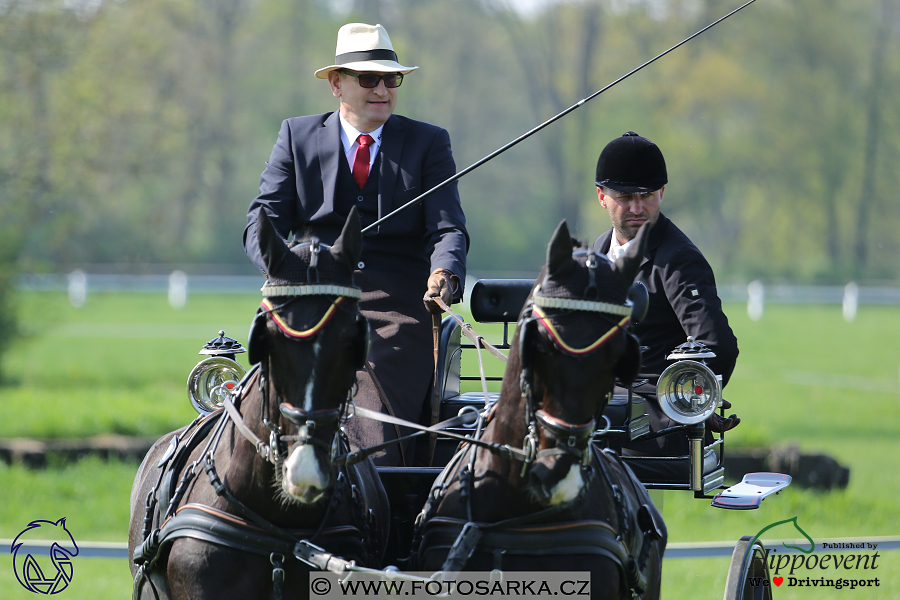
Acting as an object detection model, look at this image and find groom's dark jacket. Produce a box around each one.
[593,213,737,387]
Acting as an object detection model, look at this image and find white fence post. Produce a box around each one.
[68,269,87,308]
[843,282,859,323]
[747,280,764,322]
[168,270,188,309]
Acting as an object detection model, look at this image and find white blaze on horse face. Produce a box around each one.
[303,338,323,412]
[548,463,584,505]
[282,430,330,503]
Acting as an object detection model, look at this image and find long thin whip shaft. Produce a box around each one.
[361,0,759,234]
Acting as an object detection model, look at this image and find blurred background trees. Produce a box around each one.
[1,0,898,282]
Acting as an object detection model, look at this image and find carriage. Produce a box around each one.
[130,213,789,600]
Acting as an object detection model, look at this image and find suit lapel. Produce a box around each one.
[376,115,404,232]
[315,112,343,221]
[643,214,668,267]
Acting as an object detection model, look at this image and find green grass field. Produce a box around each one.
[1,290,899,599]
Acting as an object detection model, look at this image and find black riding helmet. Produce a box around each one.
[595,131,667,194]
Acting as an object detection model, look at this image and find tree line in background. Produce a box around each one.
[1,0,899,288]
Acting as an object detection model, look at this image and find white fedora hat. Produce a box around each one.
[315,23,418,79]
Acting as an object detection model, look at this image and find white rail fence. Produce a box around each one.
[16,273,900,320]
[4,536,899,560]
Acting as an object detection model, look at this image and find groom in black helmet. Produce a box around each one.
[592,132,740,458]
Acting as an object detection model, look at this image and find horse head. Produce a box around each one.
[510,220,649,506]
[12,518,79,558]
[246,207,368,504]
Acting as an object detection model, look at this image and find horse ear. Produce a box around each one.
[331,207,362,271]
[612,221,650,283]
[256,209,292,277]
[546,220,574,278]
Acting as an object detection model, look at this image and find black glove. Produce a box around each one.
[706,398,740,433]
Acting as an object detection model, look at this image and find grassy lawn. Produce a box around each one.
[1,291,899,599]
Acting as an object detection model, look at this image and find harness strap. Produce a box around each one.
[594,447,664,595]
[429,311,442,466]
[420,517,631,575]
[223,394,270,459]
[155,413,223,529]
[432,296,508,363]
[134,504,368,568]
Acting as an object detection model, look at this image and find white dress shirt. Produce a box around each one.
[338,116,384,172]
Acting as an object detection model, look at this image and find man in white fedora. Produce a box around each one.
[243,23,468,466]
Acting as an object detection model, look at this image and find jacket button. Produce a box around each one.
[357,261,365,269]
[357,196,364,202]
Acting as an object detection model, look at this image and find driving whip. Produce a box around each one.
[361,0,760,234]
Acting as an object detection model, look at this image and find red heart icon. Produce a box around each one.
[773,577,783,586]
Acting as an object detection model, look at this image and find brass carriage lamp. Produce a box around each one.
[187,331,248,415]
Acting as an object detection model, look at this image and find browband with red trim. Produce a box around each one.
[261,297,347,339]
[532,305,630,356]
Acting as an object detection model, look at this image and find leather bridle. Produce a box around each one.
[249,281,363,468]
[516,255,633,474]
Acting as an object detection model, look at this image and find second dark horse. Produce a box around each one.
[414,221,666,599]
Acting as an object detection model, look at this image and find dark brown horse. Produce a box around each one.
[414,221,666,599]
[128,208,389,599]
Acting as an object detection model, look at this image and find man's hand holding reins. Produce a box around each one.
[424,268,458,314]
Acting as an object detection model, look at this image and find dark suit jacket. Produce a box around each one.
[592,213,738,387]
[243,111,468,288]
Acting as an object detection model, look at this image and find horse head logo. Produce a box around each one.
[751,516,815,554]
[11,517,79,594]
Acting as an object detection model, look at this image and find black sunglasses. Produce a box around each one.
[342,71,404,89]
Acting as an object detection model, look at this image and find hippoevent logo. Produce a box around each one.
[11,518,79,594]
[747,517,881,591]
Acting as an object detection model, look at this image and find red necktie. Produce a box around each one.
[352,134,374,189]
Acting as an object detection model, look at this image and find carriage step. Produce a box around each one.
[711,472,791,510]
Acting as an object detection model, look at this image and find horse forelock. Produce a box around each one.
[540,250,630,306]
[265,240,356,289]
